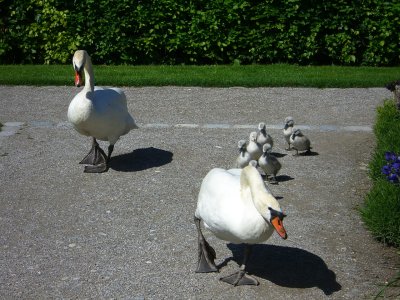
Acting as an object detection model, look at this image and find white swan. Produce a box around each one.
[67,50,138,173]
[283,116,294,150]
[194,164,287,286]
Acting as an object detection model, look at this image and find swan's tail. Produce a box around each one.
[127,113,139,130]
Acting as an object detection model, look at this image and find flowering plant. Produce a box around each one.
[381,152,400,183]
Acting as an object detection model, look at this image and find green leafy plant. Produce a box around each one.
[1,0,400,65]
[362,100,400,247]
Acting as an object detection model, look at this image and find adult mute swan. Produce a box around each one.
[194,164,287,286]
[68,50,138,173]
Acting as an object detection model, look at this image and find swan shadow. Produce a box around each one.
[296,150,319,156]
[271,152,287,158]
[226,244,341,295]
[110,147,173,172]
[261,174,294,184]
[276,175,295,182]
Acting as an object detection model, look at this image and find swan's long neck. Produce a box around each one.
[83,55,95,92]
[240,166,272,214]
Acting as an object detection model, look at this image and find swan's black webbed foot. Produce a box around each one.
[196,238,218,273]
[79,138,111,173]
[220,270,259,286]
[79,138,107,166]
[84,163,108,173]
[219,244,258,286]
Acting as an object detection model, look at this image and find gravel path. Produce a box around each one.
[0,86,398,299]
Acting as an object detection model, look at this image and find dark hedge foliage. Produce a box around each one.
[1,0,399,65]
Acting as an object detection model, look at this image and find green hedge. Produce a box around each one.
[361,100,400,247]
[1,0,400,65]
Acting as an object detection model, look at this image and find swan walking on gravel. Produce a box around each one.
[258,143,282,184]
[68,50,138,173]
[247,132,263,161]
[290,129,311,156]
[194,164,287,286]
[283,117,294,150]
[256,122,273,148]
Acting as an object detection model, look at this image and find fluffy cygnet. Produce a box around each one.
[236,140,252,168]
[283,117,294,151]
[290,128,311,156]
[258,143,281,184]
[256,122,273,147]
[247,131,262,160]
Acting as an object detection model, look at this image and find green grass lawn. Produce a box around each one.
[1,64,400,87]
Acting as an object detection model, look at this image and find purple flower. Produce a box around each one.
[382,152,400,183]
[385,152,398,162]
[388,174,399,183]
[393,162,400,174]
[385,152,393,161]
[382,165,391,175]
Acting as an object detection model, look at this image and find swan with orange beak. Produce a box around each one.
[194,164,287,286]
[68,50,138,173]
[74,64,84,87]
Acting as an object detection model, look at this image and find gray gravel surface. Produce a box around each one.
[0,86,399,299]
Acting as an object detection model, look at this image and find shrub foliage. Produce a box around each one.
[1,0,400,65]
[361,100,400,247]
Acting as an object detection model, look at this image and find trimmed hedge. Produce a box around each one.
[1,0,400,65]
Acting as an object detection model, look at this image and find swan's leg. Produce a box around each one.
[220,245,259,286]
[194,216,218,273]
[292,148,299,156]
[79,137,107,165]
[82,139,109,173]
[285,142,292,151]
[84,144,115,173]
[269,174,279,185]
[107,144,114,162]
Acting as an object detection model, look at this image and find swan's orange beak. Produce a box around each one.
[271,216,287,239]
[75,71,83,87]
